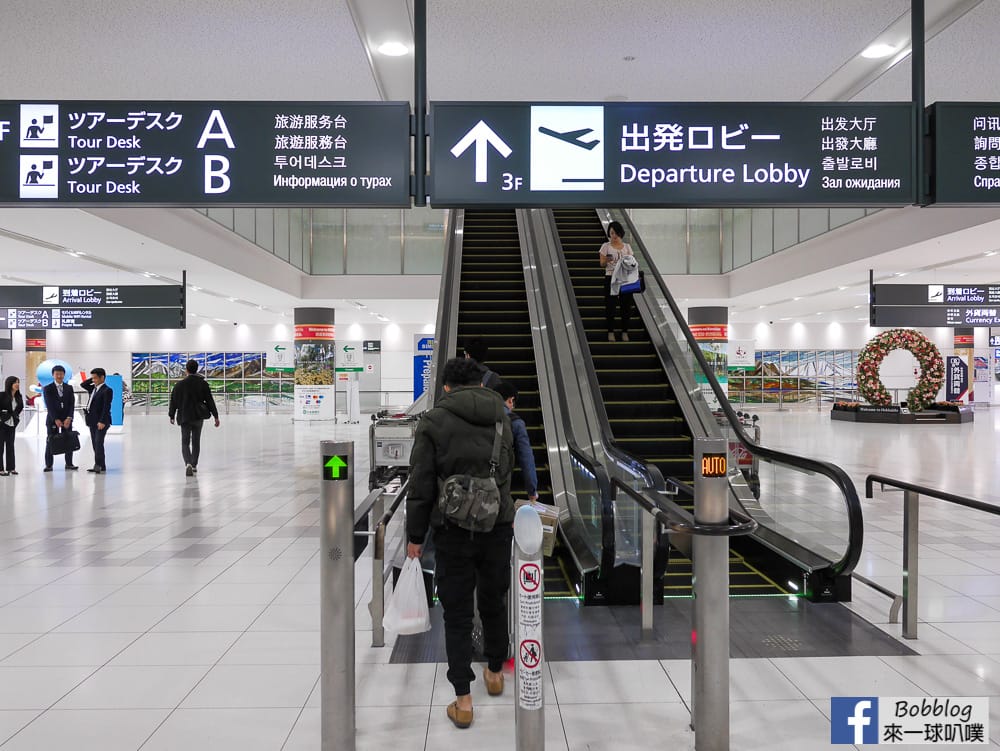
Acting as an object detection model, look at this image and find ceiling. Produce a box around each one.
[1,0,999,326]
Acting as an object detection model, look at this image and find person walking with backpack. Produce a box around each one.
[406,357,515,730]
[495,381,538,501]
[168,359,220,476]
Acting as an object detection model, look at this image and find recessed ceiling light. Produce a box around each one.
[189,285,201,292]
[893,272,906,277]
[838,286,848,290]
[377,41,409,57]
[816,312,824,315]
[758,305,766,309]
[854,304,864,309]
[214,318,228,323]
[861,42,898,59]
[985,250,997,256]
[858,317,868,321]
[793,297,801,301]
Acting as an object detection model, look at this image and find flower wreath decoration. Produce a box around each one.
[856,328,945,412]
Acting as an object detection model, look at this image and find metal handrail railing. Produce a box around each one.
[611,208,865,581]
[865,474,1000,639]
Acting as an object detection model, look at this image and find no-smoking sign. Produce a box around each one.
[519,562,540,593]
[519,639,541,669]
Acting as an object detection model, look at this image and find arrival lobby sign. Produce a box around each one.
[0,101,409,206]
[431,102,914,206]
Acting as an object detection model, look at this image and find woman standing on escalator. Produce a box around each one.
[598,220,635,342]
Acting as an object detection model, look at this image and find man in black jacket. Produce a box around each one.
[168,359,220,476]
[406,357,514,730]
[81,368,112,474]
[42,365,78,471]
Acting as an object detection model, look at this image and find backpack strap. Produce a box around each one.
[489,410,503,478]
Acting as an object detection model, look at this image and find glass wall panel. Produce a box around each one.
[274,210,290,262]
[721,209,733,272]
[689,208,721,274]
[750,209,773,261]
[829,208,866,230]
[255,209,274,252]
[289,209,305,270]
[773,208,798,251]
[311,208,345,274]
[234,208,255,243]
[346,209,402,274]
[630,209,687,273]
[404,206,447,274]
[799,209,829,242]
[732,209,751,268]
[206,208,234,230]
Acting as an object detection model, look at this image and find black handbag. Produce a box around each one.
[48,430,81,455]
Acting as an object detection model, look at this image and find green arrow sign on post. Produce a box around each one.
[323,455,349,481]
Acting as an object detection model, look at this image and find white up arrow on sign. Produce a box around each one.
[450,120,512,183]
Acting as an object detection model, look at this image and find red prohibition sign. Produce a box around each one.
[519,639,541,669]
[519,563,541,593]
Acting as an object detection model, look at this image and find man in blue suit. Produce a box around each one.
[81,368,113,474]
[42,365,78,472]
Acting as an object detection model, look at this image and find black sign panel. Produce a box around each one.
[930,102,1000,204]
[0,101,410,207]
[0,285,184,329]
[430,102,914,207]
[873,283,1000,306]
[362,340,381,353]
[872,306,1000,327]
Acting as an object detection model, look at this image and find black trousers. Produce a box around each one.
[604,276,634,334]
[0,425,15,471]
[45,422,75,468]
[89,424,108,470]
[180,420,204,467]
[434,522,513,696]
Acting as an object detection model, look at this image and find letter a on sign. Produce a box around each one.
[197,110,236,149]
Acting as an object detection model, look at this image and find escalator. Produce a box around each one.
[455,210,571,596]
[551,208,790,598]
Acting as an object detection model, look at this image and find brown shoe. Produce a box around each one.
[447,700,473,729]
[483,667,504,696]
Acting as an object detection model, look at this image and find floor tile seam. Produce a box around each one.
[279,678,317,751]
[765,657,826,703]
[422,664,440,751]
[0,710,41,748]
[657,659,691,713]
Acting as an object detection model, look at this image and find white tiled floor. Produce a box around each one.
[0,409,998,749]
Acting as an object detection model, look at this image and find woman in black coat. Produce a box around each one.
[0,375,24,476]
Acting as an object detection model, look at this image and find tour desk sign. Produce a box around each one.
[0,101,410,206]
[930,102,1000,204]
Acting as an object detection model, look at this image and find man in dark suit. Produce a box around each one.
[81,367,112,474]
[42,365,78,472]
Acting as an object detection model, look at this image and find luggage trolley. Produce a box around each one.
[715,410,761,499]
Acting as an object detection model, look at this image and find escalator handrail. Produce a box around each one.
[611,478,758,538]
[565,441,616,580]
[611,209,864,578]
[429,208,464,406]
[545,210,668,493]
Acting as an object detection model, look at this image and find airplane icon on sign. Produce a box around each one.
[538,126,600,150]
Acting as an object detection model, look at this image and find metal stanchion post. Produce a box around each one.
[369,490,386,648]
[690,437,730,751]
[902,489,919,639]
[513,505,545,750]
[640,510,655,641]
[320,440,355,751]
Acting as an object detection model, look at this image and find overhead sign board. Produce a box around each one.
[871,283,1000,327]
[930,102,1000,204]
[430,102,914,207]
[0,101,410,207]
[0,284,184,329]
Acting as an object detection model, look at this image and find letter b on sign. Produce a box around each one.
[204,156,231,194]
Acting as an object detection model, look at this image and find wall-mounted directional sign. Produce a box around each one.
[930,102,1000,204]
[871,283,1000,327]
[0,101,410,207]
[430,102,914,207]
[0,284,184,329]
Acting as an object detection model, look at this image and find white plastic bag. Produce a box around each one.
[384,557,431,635]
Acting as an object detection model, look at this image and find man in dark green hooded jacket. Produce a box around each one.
[406,357,515,730]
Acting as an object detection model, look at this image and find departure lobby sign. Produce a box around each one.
[0,284,185,329]
[0,101,410,207]
[430,102,914,207]
[930,102,1000,204]
[871,283,1000,327]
